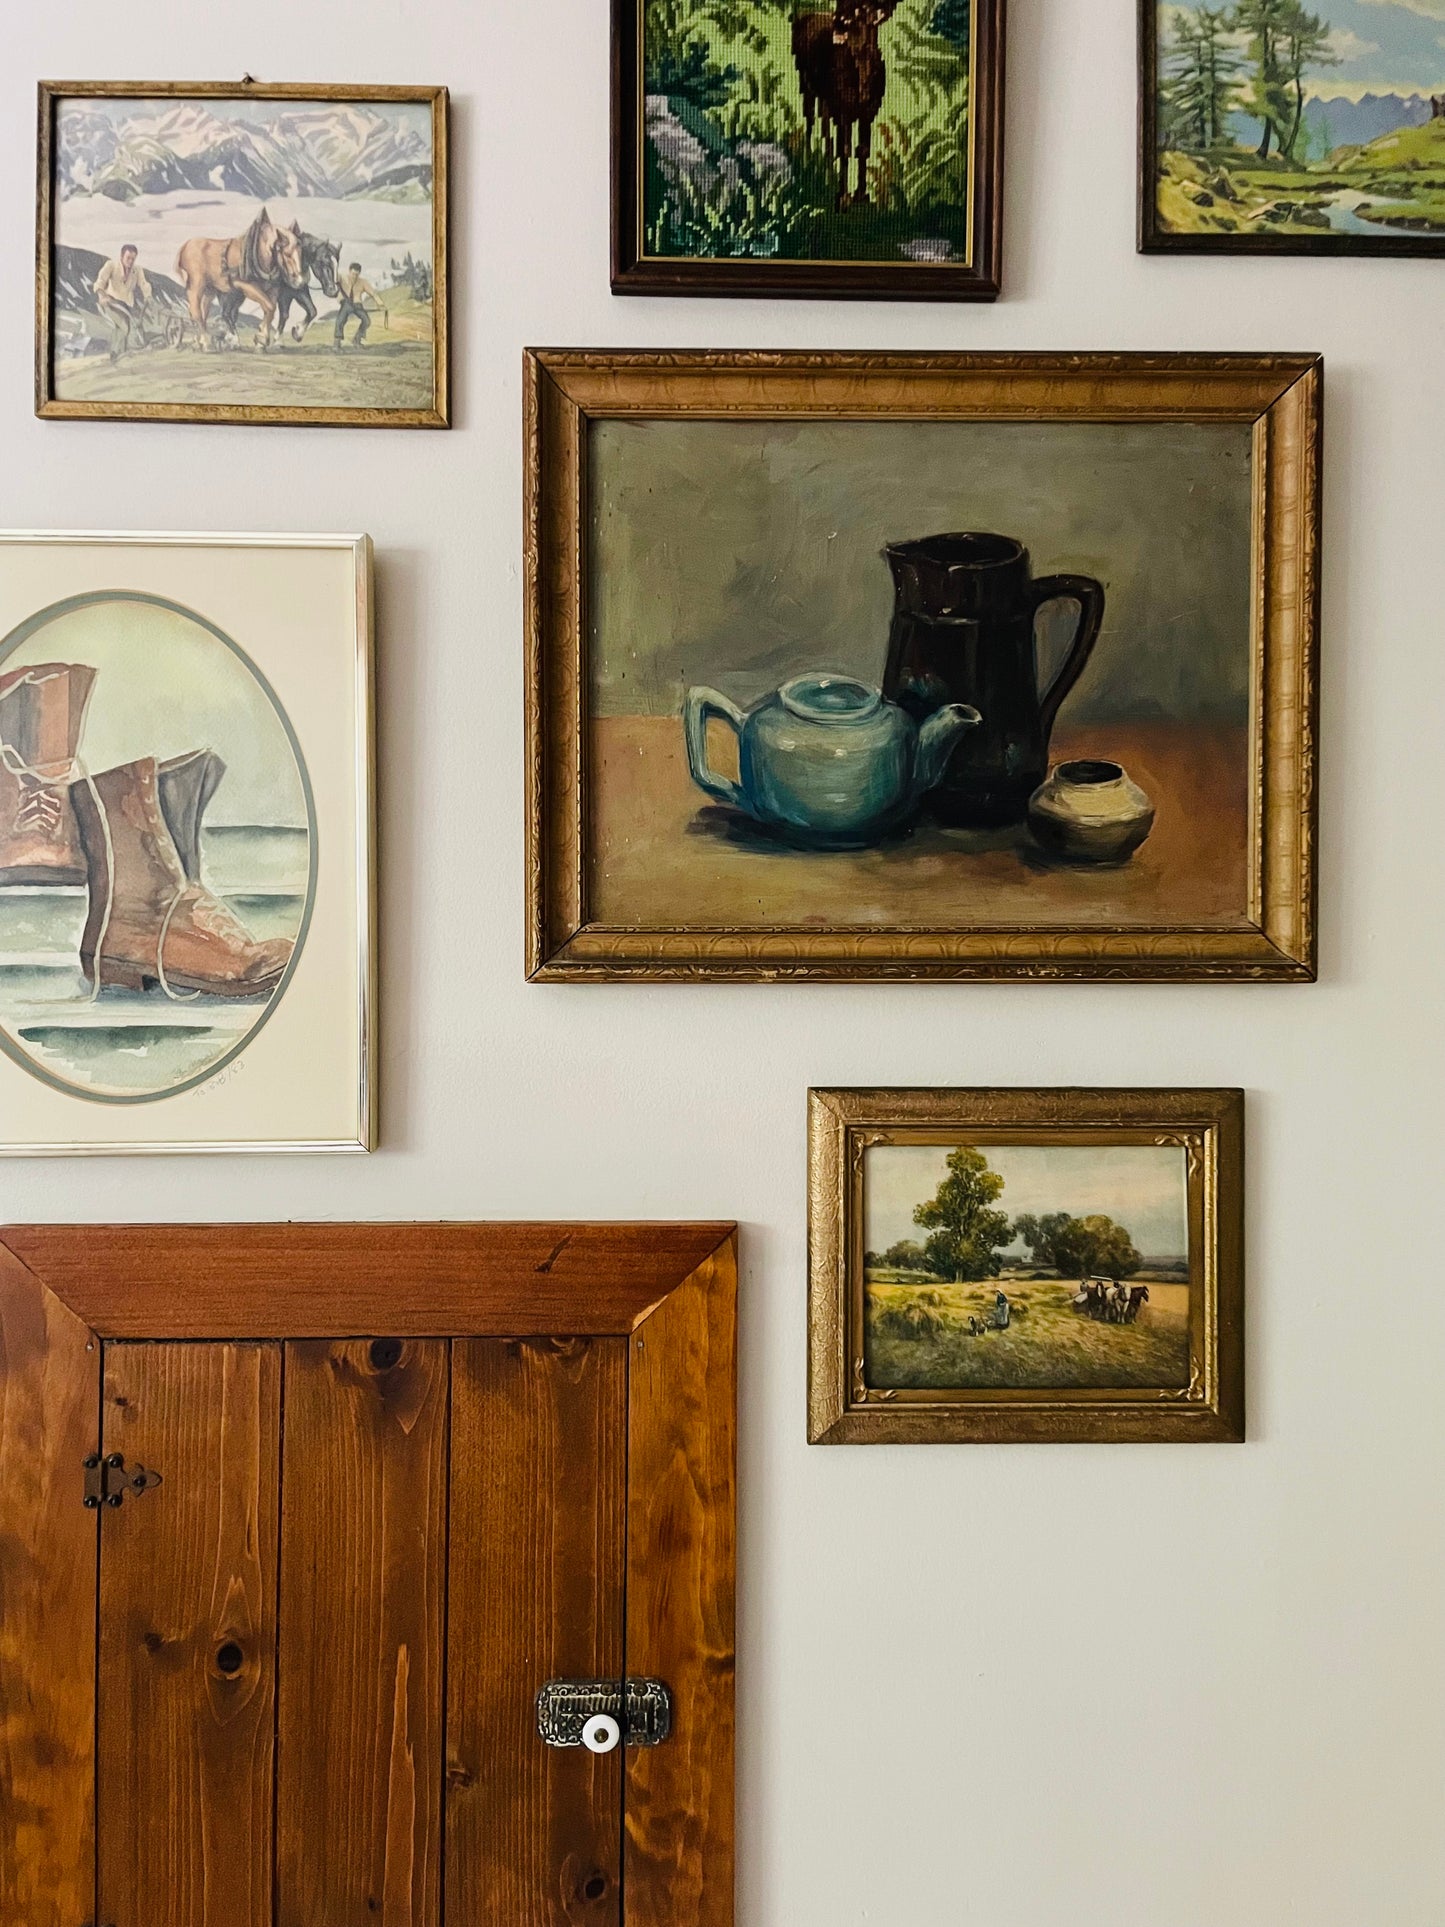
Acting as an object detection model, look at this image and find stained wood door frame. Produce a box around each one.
[0,1220,736,1927]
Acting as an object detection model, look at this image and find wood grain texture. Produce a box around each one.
[0,1223,734,1338]
[276,1339,448,1927]
[0,1243,99,1927]
[624,1243,737,1927]
[98,1342,280,1927]
[447,1338,627,1926]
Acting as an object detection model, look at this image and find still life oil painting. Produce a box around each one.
[1142,0,1445,251]
[37,83,447,424]
[808,1087,1245,1444]
[528,351,1320,982]
[612,0,1004,295]
[0,534,374,1155]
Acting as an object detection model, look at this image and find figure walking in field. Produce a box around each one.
[93,245,151,361]
[334,262,382,350]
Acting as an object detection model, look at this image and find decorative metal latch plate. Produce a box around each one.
[83,1453,162,1509]
[536,1678,673,1749]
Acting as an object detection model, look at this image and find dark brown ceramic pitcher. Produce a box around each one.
[882,532,1106,828]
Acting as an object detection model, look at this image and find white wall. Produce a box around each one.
[5,4,1444,1922]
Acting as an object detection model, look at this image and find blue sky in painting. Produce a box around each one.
[1161,0,1445,97]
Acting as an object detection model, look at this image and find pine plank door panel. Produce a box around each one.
[275,1338,449,1927]
[0,1246,100,1927]
[446,1337,627,1926]
[625,1250,737,1927]
[97,1341,281,1927]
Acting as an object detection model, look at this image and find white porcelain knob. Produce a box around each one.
[582,1713,621,1755]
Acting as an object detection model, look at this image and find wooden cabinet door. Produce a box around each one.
[0,1224,735,1927]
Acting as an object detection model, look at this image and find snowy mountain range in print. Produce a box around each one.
[56,100,433,203]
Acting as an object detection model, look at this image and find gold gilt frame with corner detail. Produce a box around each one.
[808,1087,1245,1443]
[524,350,1321,984]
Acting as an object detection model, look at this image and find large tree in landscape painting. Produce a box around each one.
[1163,6,1244,150]
[912,1147,1013,1281]
[1013,1212,1144,1283]
[1167,0,1341,161]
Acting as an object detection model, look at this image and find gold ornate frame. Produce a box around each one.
[808,1087,1245,1444]
[35,81,449,428]
[525,349,1321,983]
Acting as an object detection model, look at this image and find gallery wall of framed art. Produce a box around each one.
[4,1,1445,1925]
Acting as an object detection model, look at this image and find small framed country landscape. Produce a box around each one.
[0,533,375,1154]
[611,0,1005,298]
[1141,0,1445,253]
[526,349,1321,983]
[808,1088,1245,1444]
[36,81,448,424]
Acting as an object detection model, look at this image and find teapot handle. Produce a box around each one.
[684,687,748,811]
[1032,574,1106,739]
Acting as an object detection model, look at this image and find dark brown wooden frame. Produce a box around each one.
[35,81,451,425]
[526,348,1322,983]
[611,0,1005,300]
[809,1088,1245,1443]
[1138,0,1445,257]
[0,1220,736,1927]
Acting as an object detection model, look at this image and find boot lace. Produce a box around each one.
[13,775,65,836]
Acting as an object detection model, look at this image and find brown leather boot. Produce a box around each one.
[70,755,294,999]
[157,748,226,883]
[0,662,96,887]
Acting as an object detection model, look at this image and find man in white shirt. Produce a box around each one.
[92,245,152,360]
[334,260,380,349]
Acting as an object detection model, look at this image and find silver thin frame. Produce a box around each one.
[0,530,376,1156]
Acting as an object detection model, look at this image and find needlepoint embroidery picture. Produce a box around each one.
[614,0,1004,296]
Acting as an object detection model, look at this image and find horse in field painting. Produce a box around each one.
[176,208,303,351]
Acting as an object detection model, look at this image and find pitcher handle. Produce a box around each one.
[1032,574,1106,739]
[684,687,748,811]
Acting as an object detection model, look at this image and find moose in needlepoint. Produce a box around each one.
[792,1,903,209]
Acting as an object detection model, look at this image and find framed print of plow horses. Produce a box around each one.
[36,81,448,427]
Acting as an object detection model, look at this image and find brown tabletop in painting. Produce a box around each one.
[590,717,1252,931]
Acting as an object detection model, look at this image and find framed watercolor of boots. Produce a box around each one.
[0,532,375,1154]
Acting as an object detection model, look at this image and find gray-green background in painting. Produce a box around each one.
[590,418,1254,723]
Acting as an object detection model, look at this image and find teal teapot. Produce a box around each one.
[683,673,982,850]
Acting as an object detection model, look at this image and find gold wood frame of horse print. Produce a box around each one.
[0,532,375,1154]
[808,1087,1245,1444]
[525,350,1321,983]
[36,82,448,427]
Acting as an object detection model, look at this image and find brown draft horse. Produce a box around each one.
[175,208,303,351]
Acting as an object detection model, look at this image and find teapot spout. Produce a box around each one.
[914,702,982,797]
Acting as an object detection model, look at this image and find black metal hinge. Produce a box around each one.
[83,1453,162,1510]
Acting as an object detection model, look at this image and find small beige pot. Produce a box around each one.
[1027,759,1155,864]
